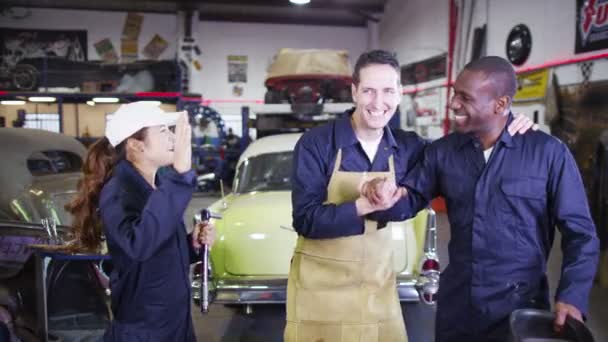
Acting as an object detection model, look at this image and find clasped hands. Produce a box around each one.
[355,177,408,216]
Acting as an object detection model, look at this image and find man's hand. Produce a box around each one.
[356,177,407,216]
[554,301,583,333]
[192,221,216,249]
[508,112,539,136]
[361,177,390,205]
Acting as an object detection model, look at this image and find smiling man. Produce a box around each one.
[286,50,420,342]
[364,56,600,342]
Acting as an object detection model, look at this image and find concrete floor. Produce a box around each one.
[187,194,608,342]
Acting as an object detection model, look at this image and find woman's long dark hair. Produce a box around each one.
[65,129,146,252]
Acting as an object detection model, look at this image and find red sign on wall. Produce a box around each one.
[576,0,608,53]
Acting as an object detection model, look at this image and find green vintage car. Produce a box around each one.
[192,133,439,311]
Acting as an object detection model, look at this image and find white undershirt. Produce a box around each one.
[483,146,494,162]
[358,135,383,163]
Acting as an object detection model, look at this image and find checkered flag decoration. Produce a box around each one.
[580,61,594,88]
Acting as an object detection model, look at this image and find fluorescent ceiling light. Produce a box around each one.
[290,0,310,4]
[1,100,26,105]
[93,97,119,103]
[138,100,161,106]
[28,96,56,102]
[86,100,95,106]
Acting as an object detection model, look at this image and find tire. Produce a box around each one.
[264,89,282,104]
[337,87,352,103]
[592,134,608,288]
[0,320,9,342]
[592,135,608,250]
[12,64,38,91]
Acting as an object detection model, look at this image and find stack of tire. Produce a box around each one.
[593,132,608,288]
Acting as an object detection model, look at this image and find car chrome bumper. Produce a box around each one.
[192,278,287,304]
[191,275,420,305]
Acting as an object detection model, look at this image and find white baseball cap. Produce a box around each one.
[105,101,186,147]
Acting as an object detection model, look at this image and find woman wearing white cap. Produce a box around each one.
[66,101,214,341]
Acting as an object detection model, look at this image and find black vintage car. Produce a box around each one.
[0,128,110,341]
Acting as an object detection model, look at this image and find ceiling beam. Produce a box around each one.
[194,0,384,13]
[1,0,180,13]
[1,0,380,25]
[199,11,365,27]
[3,0,385,14]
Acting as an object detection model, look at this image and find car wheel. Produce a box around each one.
[264,89,282,104]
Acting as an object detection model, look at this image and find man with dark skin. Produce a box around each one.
[363,56,599,342]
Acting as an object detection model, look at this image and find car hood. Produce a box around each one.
[219,191,296,276]
[211,191,420,278]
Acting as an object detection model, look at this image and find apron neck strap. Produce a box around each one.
[333,148,396,176]
[332,148,343,176]
[388,154,395,175]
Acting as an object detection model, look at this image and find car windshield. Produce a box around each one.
[5,189,75,225]
[234,151,293,193]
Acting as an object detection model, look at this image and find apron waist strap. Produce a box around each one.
[295,220,381,258]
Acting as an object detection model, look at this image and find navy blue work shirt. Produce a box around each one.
[394,114,600,339]
[291,110,426,239]
[99,160,198,342]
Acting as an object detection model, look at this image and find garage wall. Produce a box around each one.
[380,0,608,134]
[379,0,449,66]
[193,21,366,101]
[2,8,369,135]
[485,0,569,67]
[378,0,449,137]
[380,0,608,82]
[1,8,179,61]
[485,0,608,84]
[2,7,368,94]
[191,20,368,134]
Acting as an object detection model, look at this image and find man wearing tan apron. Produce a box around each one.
[286,148,408,341]
[287,50,420,342]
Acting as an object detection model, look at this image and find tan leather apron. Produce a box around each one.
[285,149,407,342]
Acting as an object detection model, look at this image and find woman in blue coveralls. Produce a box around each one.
[66,101,215,342]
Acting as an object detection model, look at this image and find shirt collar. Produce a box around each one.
[115,159,155,196]
[497,112,517,149]
[455,112,517,150]
[456,133,476,150]
[333,108,398,150]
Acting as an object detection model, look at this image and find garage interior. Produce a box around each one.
[1,0,607,341]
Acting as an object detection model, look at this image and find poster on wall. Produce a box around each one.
[94,38,118,64]
[121,39,138,63]
[143,34,168,60]
[0,27,87,68]
[514,69,549,102]
[575,0,608,53]
[122,13,143,40]
[228,55,248,83]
